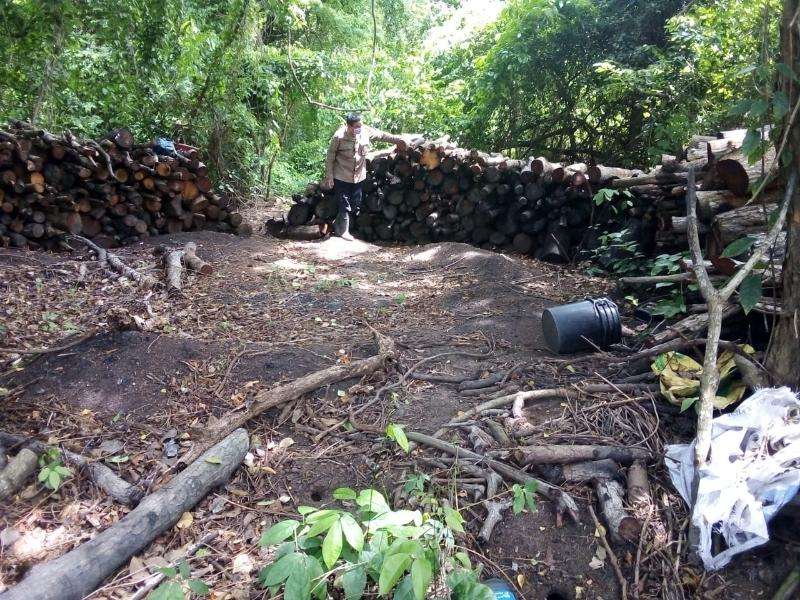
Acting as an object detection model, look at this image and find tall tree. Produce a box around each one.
[766,0,800,387]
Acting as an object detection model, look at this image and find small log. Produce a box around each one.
[587,165,643,185]
[513,445,651,466]
[183,241,213,275]
[0,448,38,500]
[484,419,512,447]
[477,500,512,545]
[648,302,740,346]
[0,429,248,600]
[165,249,184,295]
[561,459,619,483]
[595,479,640,544]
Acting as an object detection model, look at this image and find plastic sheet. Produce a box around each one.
[665,387,800,570]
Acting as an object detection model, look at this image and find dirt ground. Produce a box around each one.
[0,229,796,599]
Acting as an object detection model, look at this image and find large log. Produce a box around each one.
[708,202,779,257]
[0,429,249,600]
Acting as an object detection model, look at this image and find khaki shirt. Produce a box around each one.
[325,125,404,183]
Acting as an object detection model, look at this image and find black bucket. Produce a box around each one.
[541,298,621,354]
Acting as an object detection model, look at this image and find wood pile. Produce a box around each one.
[285,138,647,263]
[0,121,250,250]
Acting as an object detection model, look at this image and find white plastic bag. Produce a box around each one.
[665,387,800,570]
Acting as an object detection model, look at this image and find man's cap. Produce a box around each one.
[345,112,362,124]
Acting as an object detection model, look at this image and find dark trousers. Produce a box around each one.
[333,179,363,215]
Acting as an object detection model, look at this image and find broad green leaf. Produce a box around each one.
[306,509,340,523]
[748,98,769,118]
[742,129,764,164]
[385,539,423,558]
[773,91,790,120]
[680,397,697,413]
[356,489,390,514]
[306,513,341,538]
[339,513,364,551]
[178,560,190,579]
[259,552,304,587]
[297,506,317,515]
[443,506,465,533]
[411,557,432,600]
[777,62,800,83]
[147,581,184,600]
[341,566,367,600]
[386,423,410,453]
[378,552,412,596]
[38,468,49,483]
[48,471,61,490]
[739,274,763,315]
[156,566,178,578]
[512,485,524,514]
[393,575,415,600]
[322,519,343,568]
[259,520,300,547]
[187,579,210,595]
[453,551,471,569]
[284,560,311,600]
[333,487,357,500]
[721,236,756,258]
[366,510,422,531]
[305,555,327,600]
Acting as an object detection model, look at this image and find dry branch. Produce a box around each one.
[513,445,651,466]
[0,448,37,500]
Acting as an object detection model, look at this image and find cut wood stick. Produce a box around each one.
[0,448,37,500]
[405,430,580,525]
[175,328,395,469]
[513,445,651,467]
[595,479,641,544]
[648,303,740,347]
[560,459,619,483]
[0,429,248,600]
[477,500,512,545]
[182,241,213,275]
[70,235,157,289]
[0,431,142,505]
[165,249,184,295]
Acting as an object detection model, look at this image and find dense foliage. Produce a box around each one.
[0,0,782,197]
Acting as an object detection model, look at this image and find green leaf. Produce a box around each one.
[178,560,190,579]
[284,560,312,600]
[298,506,317,515]
[341,566,367,600]
[306,512,341,538]
[259,552,304,587]
[38,468,50,482]
[443,506,465,533]
[305,555,327,600]
[305,509,340,523]
[48,470,61,490]
[680,397,697,413]
[187,579,210,595]
[147,581,184,600]
[739,274,763,315]
[356,489,391,514]
[156,566,178,578]
[742,129,764,164]
[333,487,357,500]
[378,552,412,596]
[339,513,364,551]
[721,236,756,258]
[203,456,221,464]
[512,484,524,514]
[453,551,471,569]
[728,98,753,117]
[54,465,72,476]
[393,575,415,600]
[777,62,800,83]
[773,91,790,120]
[748,98,769,118]
[386,423,410,453]
[259,520,300,547]
[411,557,432,600]
[322,519,343,568]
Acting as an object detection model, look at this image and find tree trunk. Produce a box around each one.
[767,0,800,388]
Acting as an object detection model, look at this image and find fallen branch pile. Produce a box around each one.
[0,120,250,250]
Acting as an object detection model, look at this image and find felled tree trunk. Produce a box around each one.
[0,429,249,600]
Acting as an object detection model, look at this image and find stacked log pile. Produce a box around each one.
[285,138,646,263]
[0,121,249,250]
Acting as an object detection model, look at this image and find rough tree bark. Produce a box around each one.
[767,0,800,388]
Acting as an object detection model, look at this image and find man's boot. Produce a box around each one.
[340,211,354,241]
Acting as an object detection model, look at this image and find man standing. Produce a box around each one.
[322,113,406,240]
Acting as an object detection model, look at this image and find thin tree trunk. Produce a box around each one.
[767,0,800,388]
[31,4,66,124]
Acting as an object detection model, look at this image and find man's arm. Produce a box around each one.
[367,126,407,149]
[323,134,338,187]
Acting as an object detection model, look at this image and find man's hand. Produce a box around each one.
[321,176,334,190]
[396,139,408,152]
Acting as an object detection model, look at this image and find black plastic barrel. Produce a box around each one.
[541,298,621,354]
